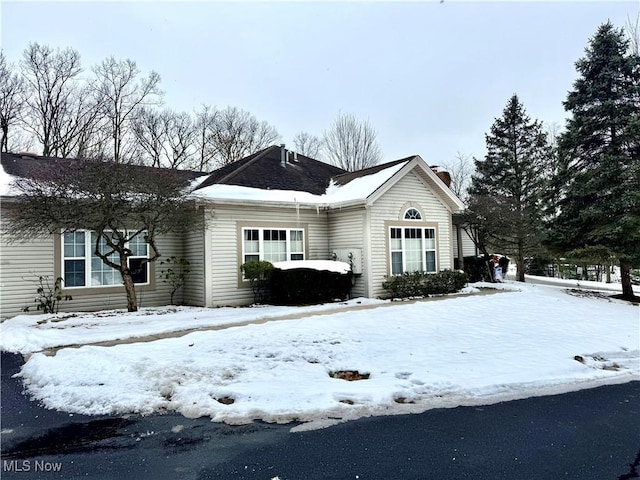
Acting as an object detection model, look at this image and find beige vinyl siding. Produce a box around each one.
[368,171,455,298]
[0,227,55,320]
[54,232,183,313]
[204,203,329,306]
[327,207,366,298]
[182,213,206,307]
[460,227,477,258]
[0,226,184,320]
[452,226,477,263]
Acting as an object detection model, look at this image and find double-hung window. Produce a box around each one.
[62,230,149,288]
[242,228,305,264]
[389,227,437,274]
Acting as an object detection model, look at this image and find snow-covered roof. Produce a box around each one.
[191,159,410,207]
[2,150,464,212]
[0,163,19,196]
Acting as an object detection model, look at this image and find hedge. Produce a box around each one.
[382,270,468,299]
[269,267,353,305]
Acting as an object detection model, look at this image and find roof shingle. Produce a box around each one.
[194,145,347,195]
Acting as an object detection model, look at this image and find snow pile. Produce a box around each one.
[272,260,351,274]
[11,284,639,429]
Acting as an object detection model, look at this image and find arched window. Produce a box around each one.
[404,208,422,220]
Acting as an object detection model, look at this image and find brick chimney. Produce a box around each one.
[431,166,452,188]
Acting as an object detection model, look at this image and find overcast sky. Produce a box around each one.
[1,1,638,167]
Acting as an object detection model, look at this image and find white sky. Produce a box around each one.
[1,1,638,166]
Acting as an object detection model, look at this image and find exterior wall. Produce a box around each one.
[203,203,329,306]
[0,224,184,320]
[460,227,478,257]
[326,206,366,298]
[453,226,478,263]
[1,228,55,320]
[368,171,455,298]
[182,211,206,307]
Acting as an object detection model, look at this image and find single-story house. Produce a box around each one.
[0,145,475,319]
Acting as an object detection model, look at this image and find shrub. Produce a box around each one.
[240,260,274,303]
[424,269,468,294]
[381,272,425,298]
[382,270,468,299]
[23,276,72,314]
[159,256,191,305]
[269,267,353,305]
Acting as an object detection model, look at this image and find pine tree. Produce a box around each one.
[468,94,550,282]
[550,22,640,299]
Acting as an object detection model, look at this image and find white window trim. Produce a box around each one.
[241,227,305,264]
[61,230,150,289]
[388,226,437,275]
[404,208,422,220]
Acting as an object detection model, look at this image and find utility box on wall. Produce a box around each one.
[331,248,362,275]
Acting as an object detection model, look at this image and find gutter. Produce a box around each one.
[191,195,368,211]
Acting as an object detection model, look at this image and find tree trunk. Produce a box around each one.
[120,255,138,311]
[516,257,525,282]
[480,247,495,282]
[122,271,138,312]
[620,259,635,299]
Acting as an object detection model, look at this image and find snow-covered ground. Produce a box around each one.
[2,282,639,431]
[0,297,387,354]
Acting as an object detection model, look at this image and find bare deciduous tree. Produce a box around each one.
[0,51,26,152]
[293,131,322,158]
[132,108,197,169]
[193,104,218,171]
[207,106,280,167]
[92,57,162,163]
[132,107,166,167]
[322,112,382,171]
[440,151,474,200]
[20,43,83,156]
[54,85,105,158]
[4,158,200,312]
[625,12,640,56]
[162,110,196,169]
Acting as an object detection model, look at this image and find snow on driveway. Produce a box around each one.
[6,283,640,431]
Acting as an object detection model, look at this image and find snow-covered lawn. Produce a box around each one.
[3,283,639,431]
[0,297,387,354]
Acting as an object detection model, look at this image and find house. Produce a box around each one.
[0,145,470,319]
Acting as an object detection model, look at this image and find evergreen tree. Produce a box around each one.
[550,22,640,299]
[468,94,550,282]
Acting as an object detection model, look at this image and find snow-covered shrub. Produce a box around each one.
[382,270,468,299]
[269,267,353,305]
